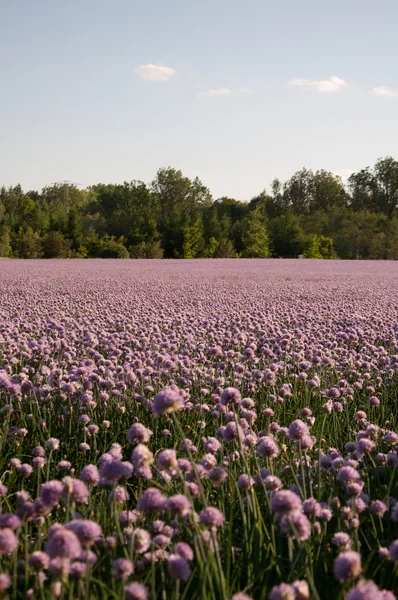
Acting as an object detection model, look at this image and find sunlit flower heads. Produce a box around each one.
[45,438,60,451]
[124,582,149,600]
[271,490,302,517]
[112,557,134,580]
[269,583,296,600]
[153,387,184,416]
[0,574,11,592]
[137,488,167,513]
[220,387,242,407]
[0,513,21,530]
[65,520,102,547]
[166,494,191,516]
[222,422,244,444]
[45,527,81,559]
[29,551,50,571]
[334,551,362,582]
[199,507,225,529]
[0,528,18,555]
[346,579,387,600]
[167,554,191,581]
[62,478,89,504]
[127,423,153,445]
[79,464,100,485]
[279,510,311,541]
[40,480,64,508]
[331,532,352,550]
[174,541,194,561]
[288,420,310,442]
[257,436,280,459]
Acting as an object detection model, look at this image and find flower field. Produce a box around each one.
[0,258,397,600]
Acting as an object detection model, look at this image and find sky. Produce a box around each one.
[1,0,398,200]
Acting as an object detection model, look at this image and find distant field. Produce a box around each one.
[0,259,397,599]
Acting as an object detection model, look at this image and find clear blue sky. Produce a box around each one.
[1,0,397,200]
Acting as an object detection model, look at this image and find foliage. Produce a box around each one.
[241,210,270,258]
[1,158,398,259]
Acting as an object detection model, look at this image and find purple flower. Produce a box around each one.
[271,490,302,517]
[288,420,310,442]
[0,513,21,530]
[370,500,388,516]
[153,387,184,416]
[40,480,64,508]
[127,423,153,445]
[199,507,225,529]
[65,520,102,547]
[331,532,352,550]
[388,539,398,563]
[124,582,149,600]
[129,528,151,553]
[222,422,244,444]
[70,561,87,579]
[156,449,177,471]
[269,583,296,600]
[137,488,167,513]
[0,528,18,555]
[166,494,191,516]
[257,436,280,459]
[109,486,129,504]
[48,557,71,578]
[167,554,191,581]
[279,510,311,541]
[45,438,60,451]
[337,466,361,484]
[29,551,50,571]
[45,527,82,559]
[174,542,194,561]
[220,387,241,406]
[292,580,310,600]
[79,464,100,485]
[112,557,134,580]
[62,477,89,504]
[0,574,11,592]
[100,460,133,483]
[334,551,362,582]
[346,579,385,600]
[18,464,33,477]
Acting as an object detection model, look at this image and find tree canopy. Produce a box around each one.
[1,157,398,259]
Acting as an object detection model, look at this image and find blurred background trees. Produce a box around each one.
[1,157,398,259]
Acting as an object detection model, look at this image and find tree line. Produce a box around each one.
[1,156,398,260]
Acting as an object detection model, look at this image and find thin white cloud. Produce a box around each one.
[289,75,348,93]
[134,64,176,81]
[198,88,233,97]
[333,169,354,185]
[370,86,397,98]
[198,88,254,97]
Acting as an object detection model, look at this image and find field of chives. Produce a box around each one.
[0,259,397,600]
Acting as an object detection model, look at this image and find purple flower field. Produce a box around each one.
[0,259,397,599]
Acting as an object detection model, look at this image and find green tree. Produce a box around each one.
[303,236,323,258]
[213,238,237,258]
[241,210,270,258]
[42,231,71,258]
[183,218,204,258]
[152,168,212,257]
[15,227,43,258]
[0,224,12,257]
[269,213,305,257]
[95,236,129,258]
